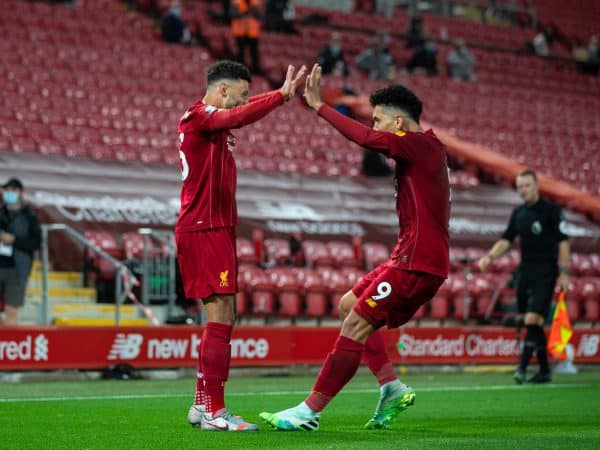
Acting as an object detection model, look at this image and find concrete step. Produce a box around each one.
[53,318,151,326]
[18,302,167,325]
[18,303,43,325]
[52,303,139,317]
[27,272,84,289]
[18,297,98,325]
[51,303,153,326]
[18,302,142,325]
[26,287,97,303]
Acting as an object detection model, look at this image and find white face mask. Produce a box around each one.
[329,44,342,56]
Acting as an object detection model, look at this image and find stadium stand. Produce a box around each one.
[0,0,598,326]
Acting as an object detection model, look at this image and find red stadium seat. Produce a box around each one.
[572,253,595,277]
[470,276,494,317]
[303,240,334,268]
[264,238,290,266]
[83,230,123,281]
[412,302,428,321]
[324,269,351,317]
[327,241,360,268]
[429,295,450,321]
[566,297,581,323]
[450,276,472,320]
[121,232,145,260]
[578,278,599,302]
[269,268,302,319]
[236,237,257,264]
[449,247,467,272]
[239,264,275,317]
[236,292,249,318]
[300,269,330,319]
[584,299,599,323]
[590,255,600,276]
[363,242,389,270]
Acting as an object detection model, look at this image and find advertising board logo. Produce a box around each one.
[108,333,143,360]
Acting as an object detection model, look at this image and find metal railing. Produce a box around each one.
[137,228,177,320]
[41,223,139,325]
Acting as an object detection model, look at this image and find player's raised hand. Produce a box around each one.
[279,65,307,101]
[303,64,323,111]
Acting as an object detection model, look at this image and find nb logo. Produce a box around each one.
[577,335,599,357]
[108,333,143,360]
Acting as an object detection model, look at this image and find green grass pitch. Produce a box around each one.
[1,371,599,449]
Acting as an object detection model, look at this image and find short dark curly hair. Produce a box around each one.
[517,168,537,181]
[206,60,252,86]
[369,85,423,123]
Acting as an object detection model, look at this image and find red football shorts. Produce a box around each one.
[176,227,238,299]
[352,261,444,329]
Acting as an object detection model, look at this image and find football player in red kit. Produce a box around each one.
[261,64,450,431]
[177,60,306,431]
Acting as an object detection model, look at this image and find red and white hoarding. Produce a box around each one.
[0,326,599,370]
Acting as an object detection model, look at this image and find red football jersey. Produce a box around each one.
[319,105,450,278]
[175,91,284,233]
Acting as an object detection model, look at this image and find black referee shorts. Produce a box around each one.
[515,264,558,318]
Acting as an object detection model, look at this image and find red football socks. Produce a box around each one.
[364,331,398,386]
[194,330,206,406]
[305,336,364,413]
[200,322,233,415]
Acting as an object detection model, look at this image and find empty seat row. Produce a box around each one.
[234,266,600,323]
[77,230,600,280]
[2,0,598,193]
[71,229,600,323]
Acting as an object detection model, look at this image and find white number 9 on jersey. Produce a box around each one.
[372,281,392,300]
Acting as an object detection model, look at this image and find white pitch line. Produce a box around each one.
[0,383,594,404]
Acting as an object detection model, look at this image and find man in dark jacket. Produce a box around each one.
[316,32,350,77]
[161,1,192,45]
[0,178,41,325]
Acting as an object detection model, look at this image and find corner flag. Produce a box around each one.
[547,291,573,361]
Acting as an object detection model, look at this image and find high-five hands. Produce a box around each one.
[279,65,307,101]
[303,64,323,111]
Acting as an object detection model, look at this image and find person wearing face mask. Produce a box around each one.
[316,32,350,77]
[406,38,438,76]
[160,1,192,45]
[446,39,476,81]
[0,178,41,325]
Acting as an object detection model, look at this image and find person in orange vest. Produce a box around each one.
[230,0,262,74]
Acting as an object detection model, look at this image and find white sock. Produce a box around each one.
[380,379,404,394]
[298,401,319,417]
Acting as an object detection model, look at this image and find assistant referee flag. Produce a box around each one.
[547,291,573,361]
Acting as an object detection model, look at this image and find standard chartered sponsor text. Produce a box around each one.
[398,333,518,357]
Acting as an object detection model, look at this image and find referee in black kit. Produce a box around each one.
[478,169,570,384]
